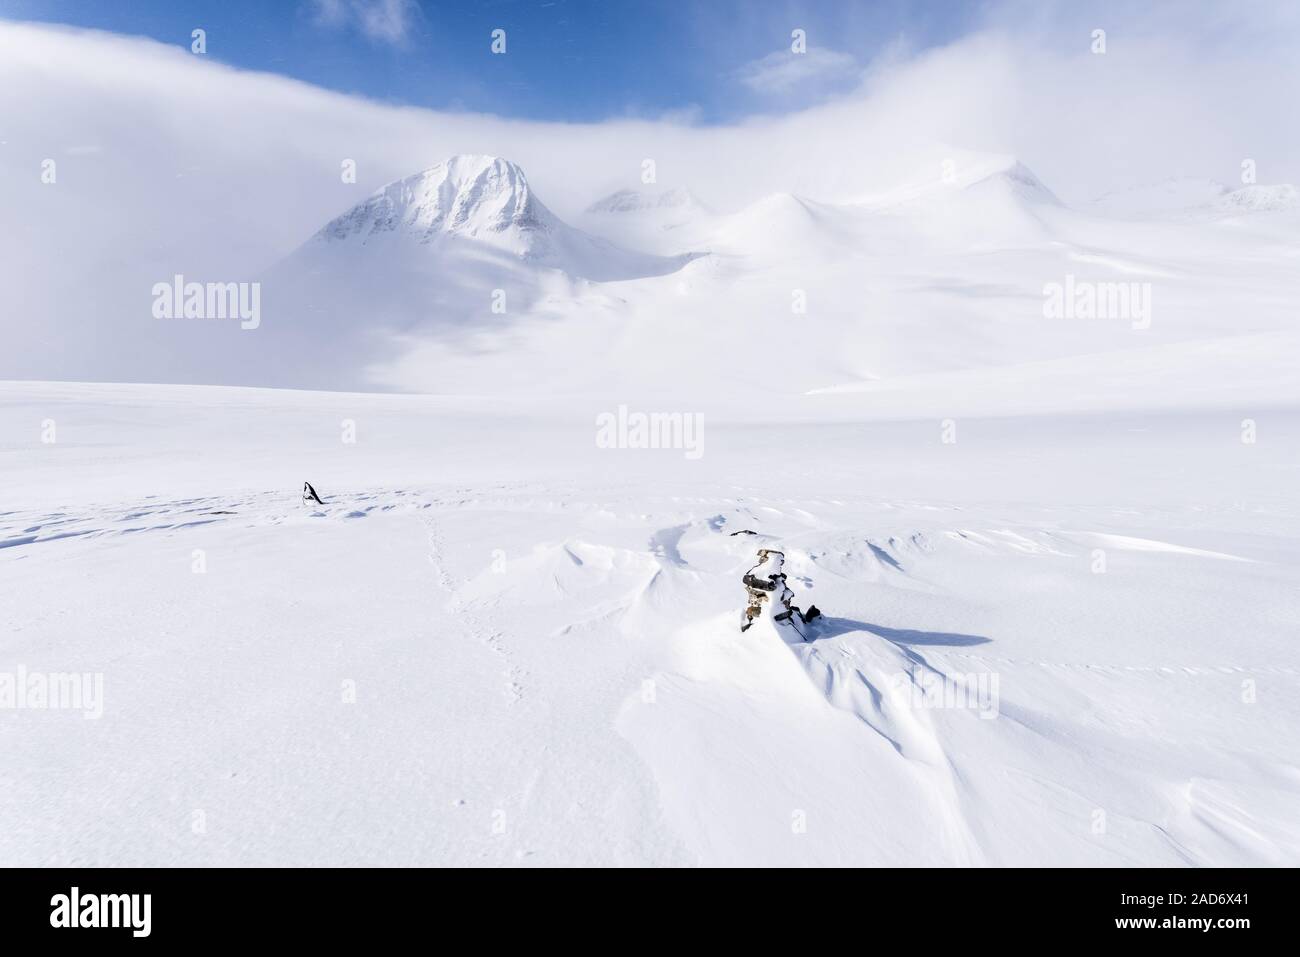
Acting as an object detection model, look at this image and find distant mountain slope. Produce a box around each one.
[1087,177,1299,218]
[585,186,706,216]
[1216,183,1299,213]
[109,149,1300,397]
[578,186,714,256]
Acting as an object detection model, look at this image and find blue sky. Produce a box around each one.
[0,0,983,122]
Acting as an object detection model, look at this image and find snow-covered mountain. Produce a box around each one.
[247,151,1300,396]
[308,154,694,279]
[585,186,706,217]
[317,154,557,254]
[1087,177,1300,218]
[1216,182,1299,213]
[849,154,1060,208]
[249,155,698,389]
[578,186,714,256]
[106,149,1299,398]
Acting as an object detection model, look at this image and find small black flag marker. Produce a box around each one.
[303,482,324,504]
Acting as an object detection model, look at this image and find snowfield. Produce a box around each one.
[3,381,1298,866]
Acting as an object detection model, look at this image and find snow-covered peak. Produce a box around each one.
[585,187,706,215]
[316,154,558,253]
[854,153,1059,208]
[1216,183,1299,213]
[979,160,1061,205]
[1086,178,1298,219]
[1087,177,1232,216]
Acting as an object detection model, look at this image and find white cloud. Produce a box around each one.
[736,47,860,95]
[307,0,418,47]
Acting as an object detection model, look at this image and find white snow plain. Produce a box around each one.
[2,377,1298,866]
